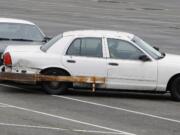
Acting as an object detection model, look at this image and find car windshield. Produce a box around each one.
[40,34,63,52]
[132,36,163,59]
[0,23,44,42]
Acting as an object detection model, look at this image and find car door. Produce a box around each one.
[106,38,158,90]
[62,37,107,83]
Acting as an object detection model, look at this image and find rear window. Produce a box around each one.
[40,34,63,52]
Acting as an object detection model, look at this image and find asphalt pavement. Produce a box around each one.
[0,0,180,135]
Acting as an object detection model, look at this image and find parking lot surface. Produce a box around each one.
[0,0,180,135]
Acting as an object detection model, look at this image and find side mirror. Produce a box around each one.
[153,46,159,51]
[139,55,151,62]
[42,37,51,43]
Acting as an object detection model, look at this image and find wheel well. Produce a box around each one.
[167,73,180,91]
[40,67,72,87]
[40,67,71,76]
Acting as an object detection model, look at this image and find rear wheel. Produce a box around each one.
[171,77,180,101]
[41,69,69,95]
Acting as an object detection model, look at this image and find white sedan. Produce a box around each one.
[3,30,180,101]
[0,17,50,65]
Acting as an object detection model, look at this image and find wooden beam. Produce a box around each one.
[0,72,105,84]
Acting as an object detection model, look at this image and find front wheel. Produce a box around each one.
[41,69,68,95]
[171,77,180,101]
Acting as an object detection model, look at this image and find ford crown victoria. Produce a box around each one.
[3,30,180,101]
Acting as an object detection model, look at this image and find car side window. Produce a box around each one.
[66,38,81,56]
[81,38,102,57]
[66,38,103,58]
[107,38,144,60]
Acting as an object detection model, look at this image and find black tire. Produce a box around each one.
[41,69,69,95]
[171,77,180,101]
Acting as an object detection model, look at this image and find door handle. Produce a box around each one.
[108,62,119,66]
[67,60,76,63]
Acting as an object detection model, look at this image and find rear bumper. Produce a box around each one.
[3,66,41,84]
[4,66,40,74]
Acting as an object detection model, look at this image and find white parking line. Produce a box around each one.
[0,84,25,90]
[53,95,180,124]
[0,122,66,131]
[0,105,9,107]
[73,130,126,134]
[0,103,11,108]
[0,122,125,134]
[0,102,135,135]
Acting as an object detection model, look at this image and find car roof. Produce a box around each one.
[0,18,35,25]
[63,30,134,40]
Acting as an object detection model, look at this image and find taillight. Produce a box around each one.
[3,52,12,66]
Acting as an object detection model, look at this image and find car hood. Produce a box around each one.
[159,53,180,65]
[0,41,43,53]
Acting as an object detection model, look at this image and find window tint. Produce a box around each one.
[81,38,102,57]
[66,38,103,58]
[132,36,162,59]
[66,39,81,56]
[107,38,144,60]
